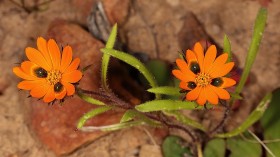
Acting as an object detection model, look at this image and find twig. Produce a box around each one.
[248,130,276,157]
[240,133,280,143]
[209,101,230,135]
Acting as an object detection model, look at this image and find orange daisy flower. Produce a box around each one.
[13,37,83,103]
[172,42,236,106]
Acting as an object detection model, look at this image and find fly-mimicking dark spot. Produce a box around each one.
[188,81,197,89]
[190,62,200,74]
[34,67,48,78]
[211,78,223,87]
[54,82,63,93]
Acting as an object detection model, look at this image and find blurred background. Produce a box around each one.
[0,0,279,156]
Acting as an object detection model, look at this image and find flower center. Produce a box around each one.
[195,73,212,87]
[46,70,62,85]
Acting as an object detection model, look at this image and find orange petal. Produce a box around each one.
[179,81,191,90]
[176,59,188,73]
[175,59,196,77]
[208,53,228,73]
[43,86,55,103]
[196,88,207,105]
[210,62,234,78]
[204,86,218,105]
[172,70,195,82]
[220,77,236,88]
[64,58,80,73]
[30,84,50,98]
[37,37,52,67]
[55,87,67,100]
[47,39,61,70]
[13,67,37,80]
[18,79,45,90]
[21,61,38,76]
[186,50,197,64]
[203,45,217,73]
[193,42,204,72]
[211,85,230,100]
[25,47,51,71]
[186,86,201,101]
[62,81,75,96]
[62,70,82,83]
[60,46,73,73]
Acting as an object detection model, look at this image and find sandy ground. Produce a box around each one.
[0,0,279,156]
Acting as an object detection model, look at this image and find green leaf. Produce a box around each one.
[230,93,243,100]
[145,60,170,86]
[77,92,105,106]
[232,8,267,104]
[120,110,136,123]
[80,121,145,132]
[203,139,225,157]
[223,34,232,62]
[162,136,192,157]
[163,110,206,131]
[105,24,118,49]
[81,64,92,73]
[77,106,112,129]
[101,48,158,91]
[216,93,272,138]
[227,137,262,157]
[260,88,280,157]
[135,100,202,112]
[101,24,117,90]
[147,86,181,96]
[120,110,161,127]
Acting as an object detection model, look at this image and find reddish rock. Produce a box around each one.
[29,20,124,155]
[103,0,130,25]
[71,0,98,23]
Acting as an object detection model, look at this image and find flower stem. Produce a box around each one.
[209,101,230,135]
[197,142,203,157]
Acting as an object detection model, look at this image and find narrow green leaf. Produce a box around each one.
[81,64,92,73]
[260,88,280,157]
[120,110,136,123]
[215,93,272,138]
[231,8,267,104]
[77,106,112,129]
[101,48,158,92]
[230,93,243,100]
[223,34,232,62]
[120,110,161,127]
[77,92,105,105]
[101,24,117,90]
[105,24,118,48]
[80,121,145,132]
[135,100,201,112]
[162,136,192,157]
[227,137,262,157]
[203,139,225,157]
[147,86,181,96]
[163,110,206,131]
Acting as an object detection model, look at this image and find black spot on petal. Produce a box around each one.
[34,67,48,78]
[190,62,200,74]
[211,78,223,87]
[188,82,197,89]
[54,82,63,93]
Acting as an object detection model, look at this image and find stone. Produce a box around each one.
[102,0,130,25]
